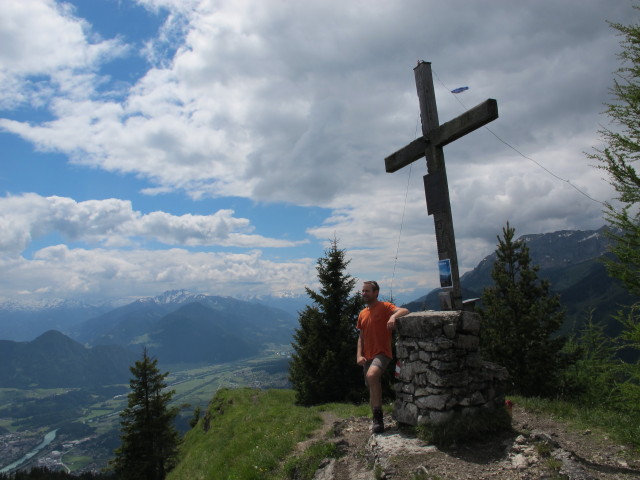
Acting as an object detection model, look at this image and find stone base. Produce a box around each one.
[393,310,508,426]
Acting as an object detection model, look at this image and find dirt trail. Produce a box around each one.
[305,406,640,480]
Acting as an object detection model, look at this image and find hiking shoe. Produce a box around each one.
[372,408,384,434]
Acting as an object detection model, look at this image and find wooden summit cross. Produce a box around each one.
[385,61,498,311]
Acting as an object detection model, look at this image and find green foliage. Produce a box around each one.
[589,14,640,300]
[168,388,324,480]
[479,223,569,397]
[188,405,200,429]
[168,388,370,480]
[288,239,365,405]
[588,13,640,416]
[112,348,180,480]
[411,470,443,480]
[415,406,512,447]
[314,401,371,418]
[613,304,640,413]
[513,395,640,450]
[559,315,623,406]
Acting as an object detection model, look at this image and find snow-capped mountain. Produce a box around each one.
[0,298,115,341]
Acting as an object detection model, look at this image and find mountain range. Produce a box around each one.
[71,291,298,364]
[0,330,136,388]
[404,226,637,335]
[0,291,299,388]
[0,226,637,389]
[0,300,115,343]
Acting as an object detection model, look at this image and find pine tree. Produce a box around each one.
[289,239,365,405]
[588,13,640,410]
[589,15,640,298]
[112,348,180,480]
[479,223,567,397]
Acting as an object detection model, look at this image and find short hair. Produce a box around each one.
[363,280,379,292]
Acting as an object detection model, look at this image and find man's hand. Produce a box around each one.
[357,355,367,366]
[388,307,409,330]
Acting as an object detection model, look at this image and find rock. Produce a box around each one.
[511,453,529,470]
[312,458,335,480]
[553,450,597,480]
[532,431,560,449]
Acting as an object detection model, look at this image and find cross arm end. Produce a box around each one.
[384,136,427,173]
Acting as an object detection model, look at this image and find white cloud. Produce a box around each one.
[0,0,636,303]
[1,0,629,210]
[0,0,127,108]
[0,193,301,254]
[0,246,315,301]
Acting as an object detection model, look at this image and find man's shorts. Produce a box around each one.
[363,354,391,386]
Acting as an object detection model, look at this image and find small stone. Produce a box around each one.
[511,453,528,470]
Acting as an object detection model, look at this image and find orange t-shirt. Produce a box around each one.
[356,301,397,360]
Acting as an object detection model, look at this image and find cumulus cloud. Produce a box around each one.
[0,0,635,302]
[1,1,627,208]
[0,0,127,108]
[0,246,315,300]
[0,194,301,255]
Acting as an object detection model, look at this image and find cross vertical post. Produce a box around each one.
[416,62,461,310]
[384,61,498,311]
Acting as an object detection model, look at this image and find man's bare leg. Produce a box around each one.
[366,364,383,409]
[366,364,385,433]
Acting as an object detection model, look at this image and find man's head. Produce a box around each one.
[362,281,379,305]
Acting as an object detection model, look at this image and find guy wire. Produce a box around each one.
[432,70,605,206]
[389,115,420,302]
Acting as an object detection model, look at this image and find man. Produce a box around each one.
[356,280,409,433]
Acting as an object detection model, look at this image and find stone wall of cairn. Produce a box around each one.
[393,310,508,426]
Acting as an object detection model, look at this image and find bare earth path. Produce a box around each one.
[306,405,640,480]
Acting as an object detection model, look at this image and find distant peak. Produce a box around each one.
[32,329,79,346]
[149,289,208,305]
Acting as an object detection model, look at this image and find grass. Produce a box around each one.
[166,388,640,480]
[167,388,367,480]
[281,441,339,480]
[512,395,640,451]
[544,457,564,477]
[315,401,371,418]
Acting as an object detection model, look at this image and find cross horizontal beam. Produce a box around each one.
[384,98,498,173]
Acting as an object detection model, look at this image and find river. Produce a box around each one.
[0,429,58,473]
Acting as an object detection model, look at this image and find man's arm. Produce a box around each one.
[356,331,366,366]
[387,306,409,331]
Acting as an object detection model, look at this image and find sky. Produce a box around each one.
[0,0,636,305]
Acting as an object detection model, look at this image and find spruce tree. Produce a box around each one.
[479,223,567,397]
[289,239,365,405]
[112,348,180,480]
[588,14,640,408]
[589,16,640,298]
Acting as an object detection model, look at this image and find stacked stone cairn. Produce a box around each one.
[393,310,508,426]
